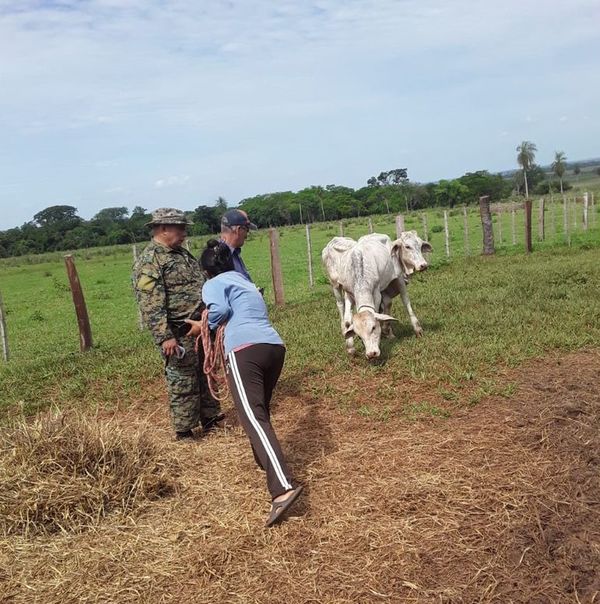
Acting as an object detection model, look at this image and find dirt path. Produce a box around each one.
[2,349,599,603]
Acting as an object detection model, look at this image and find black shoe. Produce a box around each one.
[202,413,225,433]
[175,430,194,440]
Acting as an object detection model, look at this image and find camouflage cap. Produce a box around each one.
[145,208,193,226]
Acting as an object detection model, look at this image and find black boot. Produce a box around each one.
[202,413,225,433]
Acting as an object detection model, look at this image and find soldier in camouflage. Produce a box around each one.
[133,208,223,440]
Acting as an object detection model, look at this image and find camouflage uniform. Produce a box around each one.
[133,209,221,433]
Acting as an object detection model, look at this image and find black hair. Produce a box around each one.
[200,239,234,277]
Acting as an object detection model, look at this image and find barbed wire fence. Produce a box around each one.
[258,192,598,307]
[0,193,596,361]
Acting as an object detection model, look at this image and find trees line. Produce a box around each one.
[0,160,583,258]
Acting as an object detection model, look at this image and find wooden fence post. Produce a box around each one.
[395,214,405,238]
[479,195,495,255]
[549,198,556,238]
[443,210,450,257]
[583,192,589,231]
[572,197,577,230]
[0,291,9,362]
[463,206,470,256]
[269,229,285,306]
[132,245,144,330]
[305,223,314,288]
[339,221,344,236]
[64,255,93,351]
[421,214,428,241]
[524,198,533,253]
[563,196,568,240]
[368,217,373,233]
[538,198,545,241]
[511,207,516,245]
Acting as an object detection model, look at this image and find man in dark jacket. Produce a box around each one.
[219,209,257,281]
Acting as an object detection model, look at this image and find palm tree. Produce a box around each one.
[552,151,567,194]
[516,141,537,198]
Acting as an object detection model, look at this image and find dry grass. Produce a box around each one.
[1,350,599,603]
[0,412,178,537]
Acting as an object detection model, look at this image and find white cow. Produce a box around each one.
[358,231,432,337]
[359,231,431,277]
[322,236,398,359]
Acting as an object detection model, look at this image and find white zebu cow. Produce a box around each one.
[358,231,432,337]
[322,236,398,359]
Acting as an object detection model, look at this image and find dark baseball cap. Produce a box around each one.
[221,209,257,230]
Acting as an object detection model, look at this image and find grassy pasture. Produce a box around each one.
[1,197,599,419]
[1,199,600,603]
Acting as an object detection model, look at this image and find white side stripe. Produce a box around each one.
[228,351,293,491]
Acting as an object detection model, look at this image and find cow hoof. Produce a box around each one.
[414,329,424,338]
[384,332,395,340]
[346,347,356,356]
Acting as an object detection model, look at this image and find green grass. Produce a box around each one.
[404,402,451,420]
[1,198,599,419]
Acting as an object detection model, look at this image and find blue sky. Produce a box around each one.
[0,0,598,230]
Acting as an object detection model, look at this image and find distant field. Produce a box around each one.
[1,196,599,418]
[570,167,600,188]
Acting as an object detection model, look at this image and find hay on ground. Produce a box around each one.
[0,412,179,537]
[1,350,599,603]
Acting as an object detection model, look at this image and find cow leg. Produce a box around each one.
[332,285,355,355]
[343,292,356,355]
[331,284,346,326]
[397,277,423,337]
[380,293,395,339]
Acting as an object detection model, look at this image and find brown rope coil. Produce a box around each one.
[195,309,229,401]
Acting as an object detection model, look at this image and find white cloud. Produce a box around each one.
[154,175,190,188]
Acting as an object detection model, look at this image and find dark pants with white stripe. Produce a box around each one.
[227,344,294,499]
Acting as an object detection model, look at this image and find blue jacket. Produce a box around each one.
[220,240,253,282]
[202,271,283,355]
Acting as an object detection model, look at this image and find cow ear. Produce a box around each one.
[391,239,403,254]
[374,313,397,323]
[343,326,355,338]
[421,241,433,253]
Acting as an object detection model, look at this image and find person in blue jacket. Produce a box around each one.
[186,239,303,527]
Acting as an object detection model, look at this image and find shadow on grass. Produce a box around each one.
[366,319,444,365]
[277,376,337,519]
[393,319,443,339]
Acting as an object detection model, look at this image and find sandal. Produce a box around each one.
[265,485,304,527]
